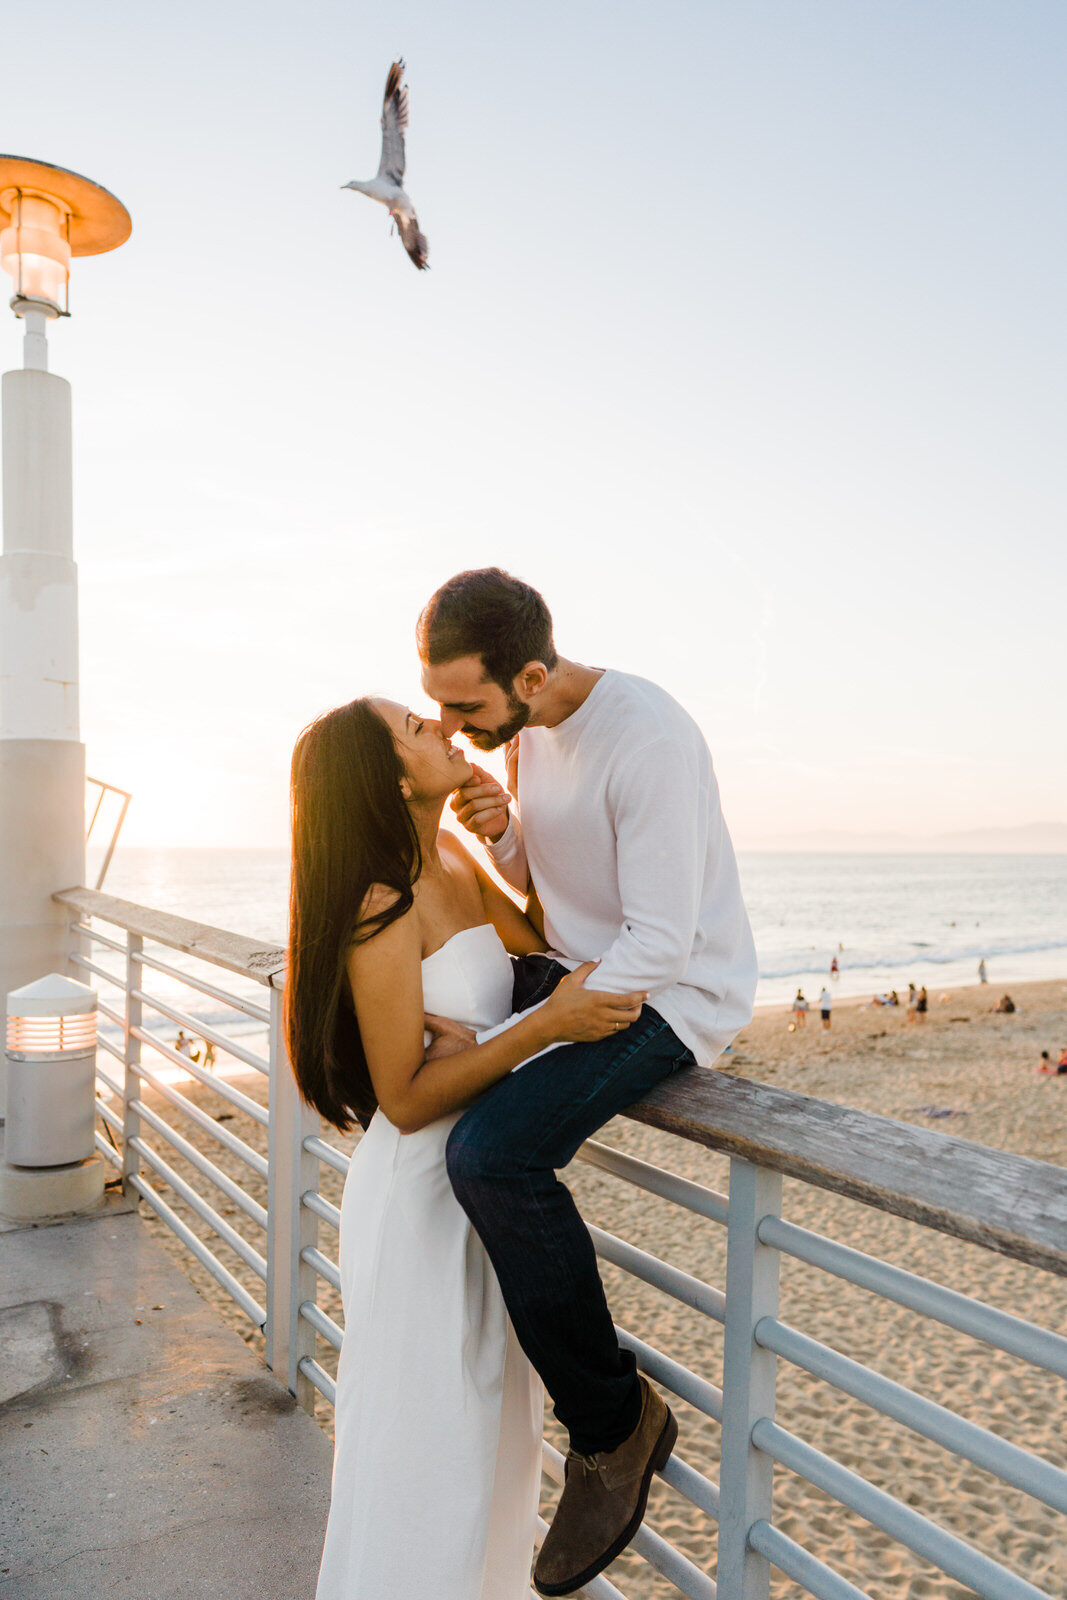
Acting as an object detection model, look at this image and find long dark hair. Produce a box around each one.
[286,698,421,1131]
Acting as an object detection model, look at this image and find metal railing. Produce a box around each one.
[56,886,1067,1600]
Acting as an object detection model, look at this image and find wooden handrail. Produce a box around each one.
[56,885,1067,1278]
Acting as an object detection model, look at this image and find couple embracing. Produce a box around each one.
[286,568,757,1599]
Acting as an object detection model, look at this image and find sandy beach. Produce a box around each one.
[120,974,1067,1599]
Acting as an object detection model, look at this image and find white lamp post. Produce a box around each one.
[0,157,130,1123]
[1,972,103,1218]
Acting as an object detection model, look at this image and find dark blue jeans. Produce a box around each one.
[445,955,695,1455]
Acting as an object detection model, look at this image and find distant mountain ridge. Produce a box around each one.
[740,822,1067,853]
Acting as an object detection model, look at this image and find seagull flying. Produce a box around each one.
[342,59,429,271]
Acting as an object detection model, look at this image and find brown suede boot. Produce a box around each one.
[533,1376,678,1596]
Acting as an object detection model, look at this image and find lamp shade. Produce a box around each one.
[6,973,97,1061]
[0,189,71,313]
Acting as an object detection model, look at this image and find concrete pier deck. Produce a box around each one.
[0,1197,332,1598]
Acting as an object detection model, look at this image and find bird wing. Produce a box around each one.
[377,59,409,187]
[396,209,429,271]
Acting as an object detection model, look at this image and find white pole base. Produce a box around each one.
[0,1152,106,1223]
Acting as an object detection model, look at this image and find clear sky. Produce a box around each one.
[4,1,1065,847]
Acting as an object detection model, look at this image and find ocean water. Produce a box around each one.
[89,848,1067,1011]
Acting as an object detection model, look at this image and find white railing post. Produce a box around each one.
[122,931,143,1198]
[266,980,319,1413]
[717,1158,783,1600]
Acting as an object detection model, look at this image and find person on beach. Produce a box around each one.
[288,698,649,1600]
[792,989,809,1027]
[830,956,839,978]
[418,568,757,1596]
[906,983,918,1023]
[978,958,988,984]
[818,985,833,1030]
[916,986,928,1020]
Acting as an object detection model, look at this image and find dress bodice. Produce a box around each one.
[421,924,514,1033]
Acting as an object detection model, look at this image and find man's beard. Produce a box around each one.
[465,693,530,751]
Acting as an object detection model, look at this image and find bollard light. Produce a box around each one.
[5,973,98,1167]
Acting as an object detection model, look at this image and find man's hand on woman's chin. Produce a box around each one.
[450,763,511,843]
[423,1014,478,1062]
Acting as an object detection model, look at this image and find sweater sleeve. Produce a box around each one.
[591,736,711,998]
[484,815,530,894]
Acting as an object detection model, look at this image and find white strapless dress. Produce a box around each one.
[315,924,544,1600]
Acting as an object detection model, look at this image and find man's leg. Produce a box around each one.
[446,959,694,1454]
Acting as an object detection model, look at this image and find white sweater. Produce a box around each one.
[487,670,757,1068]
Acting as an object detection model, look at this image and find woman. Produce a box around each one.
[286,697,645,1600]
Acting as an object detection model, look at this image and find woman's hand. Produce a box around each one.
[542,962,647,1042]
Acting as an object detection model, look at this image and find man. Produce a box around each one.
[417,568,756,1596]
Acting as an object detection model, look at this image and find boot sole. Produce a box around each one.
[533,1407,679,1597]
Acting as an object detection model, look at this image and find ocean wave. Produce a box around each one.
[758,936,1067,981]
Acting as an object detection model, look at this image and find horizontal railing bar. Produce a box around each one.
[616,1325,724,1422]
[301,1245,341,1293]
[752,1419,1049,1600]
[95,1097,123,1136]
[55,887,286,989]
[131,989,269,1076]
[303,1135,351,1177]
[747,1520,873,1600]
[299,1299,343,1352]
[589,1225,726,1323]
[298,1356,336,1407]
[659,1451,721,1521]
[97,999,127,1031]
[757,1317,1067,1515]
[94,1130,122,1167]
[94,1064,124,1100]
[758,1215,1067,1380]
[95,1032,125,1064]
[128,1170,266,1327]
[533,1519,629,1600]
[131,1023,269,1125]
[543,1442,716,1598]
[578,1139,730,1225]
[129,1136,267,1282]
[71,920,127,956]
[302,1190,341,1231]
[127,1058,268,1179]
[69,952,126,989]
[130,1098,268,1230]
[133,945,270,1023]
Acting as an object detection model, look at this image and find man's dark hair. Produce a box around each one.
[416,568,558,689]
